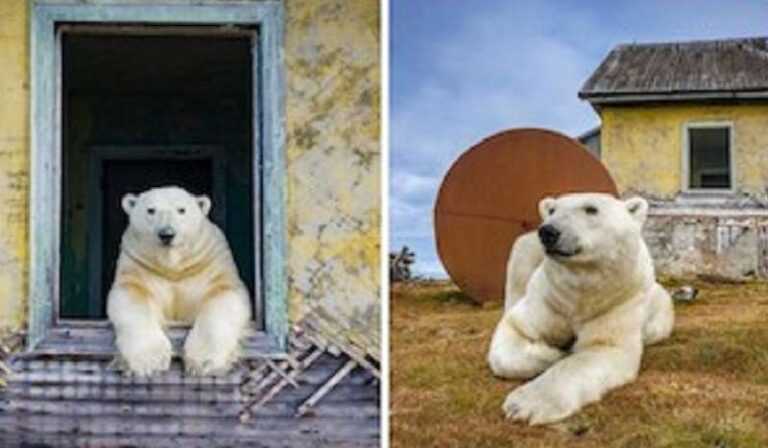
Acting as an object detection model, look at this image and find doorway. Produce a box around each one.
[59,29,257,321]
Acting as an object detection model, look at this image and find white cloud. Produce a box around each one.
[391,1,601,277]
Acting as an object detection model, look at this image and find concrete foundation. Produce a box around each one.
[645,205,768,281]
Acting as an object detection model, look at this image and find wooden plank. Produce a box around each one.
[244,348,325,416]
[297,360,358,416]
[2,397,378,419]
[260,0,289,350]
[28,0,59,350]
[23,327,277,358]
[0,432,378,448]
[58,23,256,37]
[10,368,242,387]
[5,384,238,403]
[1,398,241,418]
[0,414,380,437]
[5,383,376,404]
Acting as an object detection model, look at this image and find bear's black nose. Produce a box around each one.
[158,227,176,245]
[538,224,560,249]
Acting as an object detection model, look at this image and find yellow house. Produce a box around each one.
[0,1,380,445]
[580,37,768,280]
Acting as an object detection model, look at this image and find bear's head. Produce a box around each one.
[536,193,648,265]
[121,186,211,249]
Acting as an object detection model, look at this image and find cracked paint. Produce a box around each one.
[601,104,768,200]
[602,103,768,280]
[285,0,380,357]
[0,0,29,333]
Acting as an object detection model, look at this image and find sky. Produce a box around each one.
[390,0,768,278]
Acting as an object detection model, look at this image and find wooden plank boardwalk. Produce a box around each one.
[0,335,380,447]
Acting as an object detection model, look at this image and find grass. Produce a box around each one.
[390,279,768,447]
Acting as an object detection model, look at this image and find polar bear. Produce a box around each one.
[487,193,674,425]
[107,186,251,377]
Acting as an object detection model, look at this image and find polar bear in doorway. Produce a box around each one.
[107,186,251,377]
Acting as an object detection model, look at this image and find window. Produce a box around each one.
[30,3,287,352]
[686,124,732,190]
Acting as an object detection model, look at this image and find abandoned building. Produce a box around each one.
[579,36,768,280]
[0,1,380,446]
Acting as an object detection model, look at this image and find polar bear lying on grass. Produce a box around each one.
[107,186,251,377]
[488,193,674,425]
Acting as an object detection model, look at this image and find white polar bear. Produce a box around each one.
[488,193,674,425]
[107,186,251,377]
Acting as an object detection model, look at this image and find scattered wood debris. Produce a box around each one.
[239,320,380,421]
[0,332,23,390]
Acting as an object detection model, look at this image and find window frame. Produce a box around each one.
[681,121,735,194]
[29,1,288,354]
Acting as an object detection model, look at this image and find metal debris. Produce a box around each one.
[672,285,699,303]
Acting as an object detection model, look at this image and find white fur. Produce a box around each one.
[489,193,674,424]
[107,186,251,377]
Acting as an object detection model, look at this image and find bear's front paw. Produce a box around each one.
[118,333,172,377]
[503,383,573,425]
[184,350,237,376]
[183,331,239,376]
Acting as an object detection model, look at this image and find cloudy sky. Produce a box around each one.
[390,0,768,278]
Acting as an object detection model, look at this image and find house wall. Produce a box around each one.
[600,103,768,280]
[601,103,768,200]
[284,0,380,355]
[0,1,29,335]
[0,0,381,356]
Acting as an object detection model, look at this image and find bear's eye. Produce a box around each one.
[147,207,156,215]
[178,208,186,215]
[548,207,555,215]
[585,205,598,215]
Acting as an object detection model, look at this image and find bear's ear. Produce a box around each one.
[538,197,556,220]
[196,195,212,217]
[625,197,648,223]
[121,193,138,214]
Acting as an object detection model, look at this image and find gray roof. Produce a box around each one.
[579,37,768,104]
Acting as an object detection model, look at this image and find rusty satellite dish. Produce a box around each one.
[434,128,618,304]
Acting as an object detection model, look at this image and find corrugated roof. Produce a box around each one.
[579,37,768,103]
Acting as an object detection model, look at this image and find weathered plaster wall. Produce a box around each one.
[284,0,380,356]
[0,1,29,334]
[601,104,768,200]
[644,213,768,280]
[600,103,768,280]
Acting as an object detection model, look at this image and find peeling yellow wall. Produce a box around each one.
[0,0,29,334]
[0,0,381,356]
[601,104,768,199]
[284,0,380,356]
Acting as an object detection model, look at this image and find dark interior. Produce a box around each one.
[688,127,730,189]
[60,30,257,320]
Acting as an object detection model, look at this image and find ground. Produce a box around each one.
[391,279,768,447]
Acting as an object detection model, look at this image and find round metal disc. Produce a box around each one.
[434,128,618,303]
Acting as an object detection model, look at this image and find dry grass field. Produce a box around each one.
[391,279,768,447]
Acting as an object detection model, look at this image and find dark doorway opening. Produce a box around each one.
[60,29,257,322]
